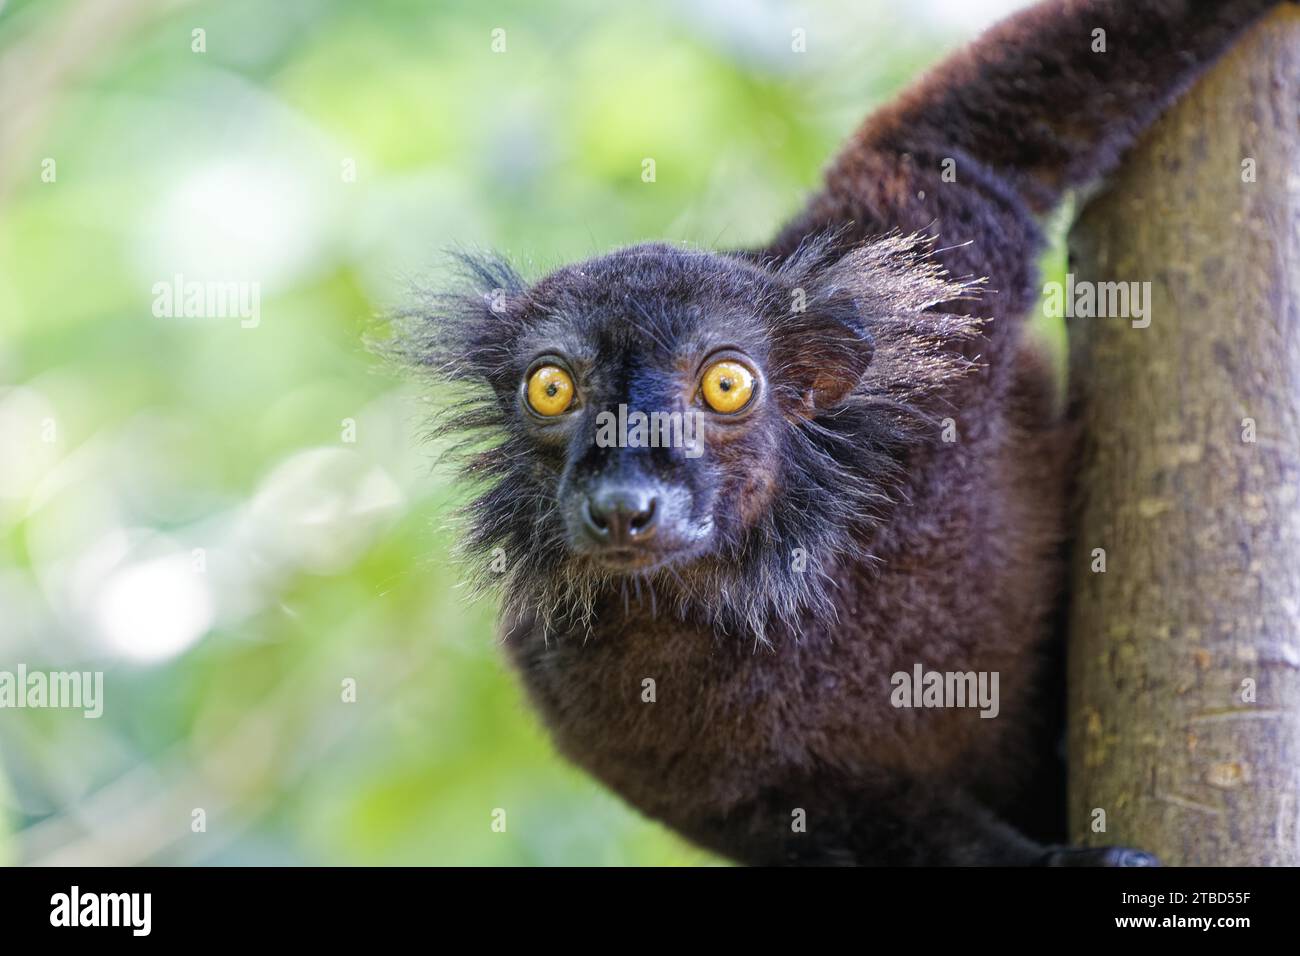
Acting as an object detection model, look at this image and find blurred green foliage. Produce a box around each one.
[0,0,1052,864]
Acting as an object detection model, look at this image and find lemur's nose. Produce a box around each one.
[584,484,658,545]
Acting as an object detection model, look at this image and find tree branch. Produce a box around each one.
[1066,6,1300,865]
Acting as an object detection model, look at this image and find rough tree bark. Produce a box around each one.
[1067,7,1300,866]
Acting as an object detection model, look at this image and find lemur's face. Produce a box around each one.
[414,236,974,633]
[508,246,797,574]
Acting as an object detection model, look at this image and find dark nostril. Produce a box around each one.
[629,497,656,534]
[583,498,609,536]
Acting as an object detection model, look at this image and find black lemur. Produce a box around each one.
[398,0,1290,865]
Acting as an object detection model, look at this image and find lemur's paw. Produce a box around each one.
[1041,846,1159,867]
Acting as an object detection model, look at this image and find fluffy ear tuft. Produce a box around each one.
[377,249,528,391]
[768,231,983,414]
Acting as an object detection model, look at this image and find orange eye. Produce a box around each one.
[525,365,575,416]
[701,359,755,414]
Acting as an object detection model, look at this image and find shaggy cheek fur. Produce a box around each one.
[733,471,779,530]
[712,449,781,535]
[696,407,786,537]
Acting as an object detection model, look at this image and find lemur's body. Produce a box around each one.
[410,0,1289,864]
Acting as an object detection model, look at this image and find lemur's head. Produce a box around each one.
[397,234,978,638]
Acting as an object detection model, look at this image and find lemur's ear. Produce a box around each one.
[769,233,980,414]
[770,297,875,414]
[766,237,890,414]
